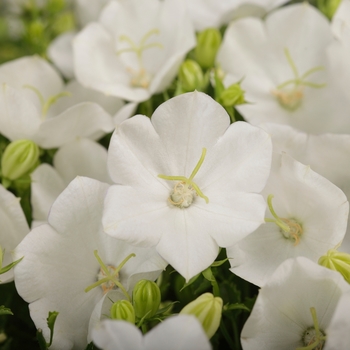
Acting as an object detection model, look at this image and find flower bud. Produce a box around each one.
[180,293,223,339]
[110,300,135,324]
[178,59,204,92]
[1,139,40,182]
[195,28,222,70]
[219,83,246,108]
[318,0,341,19]
[319,249,350,283]
[132,280,161,319]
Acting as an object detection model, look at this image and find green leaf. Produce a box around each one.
[180,273,201,292]
[0,305,13,315]
[223,302,250,313]
[202,267,215,282]
[36,329,48,350]
[211,258,228,268]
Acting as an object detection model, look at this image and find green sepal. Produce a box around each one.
[202,267,220,297]
[47,311,59,347]
[211,258,229,268]
[0,305,13,316]
[0,256,24,276]
[223,302,250,313]
[36,329,48,350]
[180,273,201,292]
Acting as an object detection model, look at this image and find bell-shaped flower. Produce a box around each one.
[260,123,350,253]
[73,0,196,102]
[227,153,349,287]
[91,315,212,350]
[0,56,134,149]
[0,184,29,283]
[102,91,272,281]
[241,257,350,350]
[216,3,344,134]
[14,177,167,349]
[186,0,289,31]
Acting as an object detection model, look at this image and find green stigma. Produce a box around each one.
[85,250,135,301]
[23,85,70,119]
[265,194,303,246]
[271,48,326,111]
[297,307,326,350]
[158,148,209,208]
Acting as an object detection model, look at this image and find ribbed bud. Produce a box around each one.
[178,59,204,92]
[180,292,223,339]
[219,83,246,107]
[195,28,222,69]
[319,249,350,283]
[110,300,135,324]
[132,280,161,319]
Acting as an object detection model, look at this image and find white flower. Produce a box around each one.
[186,0,289,31]
[241,257,350,350]
[91,315,212,350]
[0,185,29,283]
[260,122,350,253]
[216,3,343,134]
[102,91,272,281]
[227,153,349,287]
[14,177,167,349]
[0,56,116,148]
[73,0,196,102]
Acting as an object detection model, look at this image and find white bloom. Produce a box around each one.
[241,257,350,350]
[186,0,289,31]
[73,0,196,102]
[102,91,272,281]
[92,315,212,350]
[0,185,29,283]
[0,56,115,148]
[14,177,167,349]
[261,123,350,253]
[216,3,343,134]
[227,153,349,287]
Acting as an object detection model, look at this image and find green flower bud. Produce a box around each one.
[178,59,205,92]
[180,292,223,339]
[110,300,135,324]
[132,280,161,319]
[195,28,222,70]
[317,0,341,20]
[1,139,40,182]
[219,83,246,108]
[319,249,350,284]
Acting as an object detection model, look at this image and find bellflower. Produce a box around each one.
[92,315,212,350]
[14,177,167,349]
[227,153,349,287]
[216,3,343,134]
[0,56,115,149]
[102,91,272,281]
[0,185,29,283]
[261,123,350,253]
[241,257,350,350]
[73,0,196,102]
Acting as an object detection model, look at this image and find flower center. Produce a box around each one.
[117,28,163,89]
[23,84,70,119]
[85,250,135,301]
[271,48,326,111]
[265,194,303,246]
[297,307,326,350]
[158,148,209,208]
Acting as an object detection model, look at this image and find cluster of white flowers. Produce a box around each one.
[1,0,350,349]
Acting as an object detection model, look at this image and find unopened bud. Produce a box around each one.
[178,59,205,92]
[219,83,246,107]
[319,249,350,284]
[132,280,161,319]
[110,300,135,324]
[318,0,341,19]
[180,293,223,339]
[195,28,222,69]
[1,139,40,183]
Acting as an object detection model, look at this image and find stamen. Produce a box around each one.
[297,307,326,350]
[158,148,209,207]
[85,250,135,301]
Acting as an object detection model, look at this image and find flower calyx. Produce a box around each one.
[158,148,209,208]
